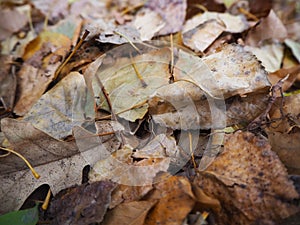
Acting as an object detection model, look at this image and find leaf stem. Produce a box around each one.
[0,146,40,179]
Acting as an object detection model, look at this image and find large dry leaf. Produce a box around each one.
[23,72,95,139]
[245,10,287,47]
[144,174,195,225]
[183,11,249,34]
[0,118,100,214]
[47,181,117,225]
[31,0,69,21]
[102,200,157,225]
[194,131,299,225]
[93,45,171,122]
[285,39,300,63]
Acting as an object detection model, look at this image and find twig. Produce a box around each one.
[55,30,90,79]
[247,75,289,131]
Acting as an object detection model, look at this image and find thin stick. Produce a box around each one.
[55,30,90,79]
[113,30,140,53]
[0,146,40,179]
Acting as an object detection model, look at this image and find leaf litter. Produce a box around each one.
[0,0,300,224]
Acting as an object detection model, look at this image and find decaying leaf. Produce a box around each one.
[102,200,157,225]
[285,39,300,63]
[14,31,72,116]
[23,72,95,139]
[145,174,195,225]
[194,131,299,225]
[245,10,287,47]
[47,181,117,225]
[0,118,96,214]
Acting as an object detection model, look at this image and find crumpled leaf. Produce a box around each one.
[47,181,117,225]
[23,72,95,139]
[102,200,157,225]
[183,11,249,34]
[145,0,187,35]
[0,118,98,214]
[182,19,226,52]
[173,44,270,99]
[245,10,287,47]
[14,31,72,116]
[194,131,299,225]
[266,94,300,174]
[144,174,195,225]
[245,42,284,72]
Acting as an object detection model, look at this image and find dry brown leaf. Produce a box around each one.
[47,181,117,225]
[182,19,226,52]
[145,0,187,35]
[268,65,300,91]
[102,200,157,225]
[0,118,99,214]
[266,94,300,173]
[195,131,299,225]
[110,184,153,209]
[245,10,287,47]
[14,31,71,116]
[145,174,195,225]
[31,0,69,21]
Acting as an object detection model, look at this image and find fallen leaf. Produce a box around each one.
[268,65,300,91]
[245,42,284,72]
[22,72,95,139]
[14,31,72,116]
[145,174,195,225]
[47,181,117,225]
[182,19,226,52]
[0,7,29,41]
[0,55,16,115]
[0,118,100,214]
[285,38,300,63]
[194,131,299,225]
[183,11,249,34]
[133,8,165,41]
[245,10,287,47]
[145,0,187,35]
[0,204,38,225]
[266,94,300,174]
[110,184,153,209]
[93,44,171,121]
[102,200,157,225]
[31,0,69,22]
